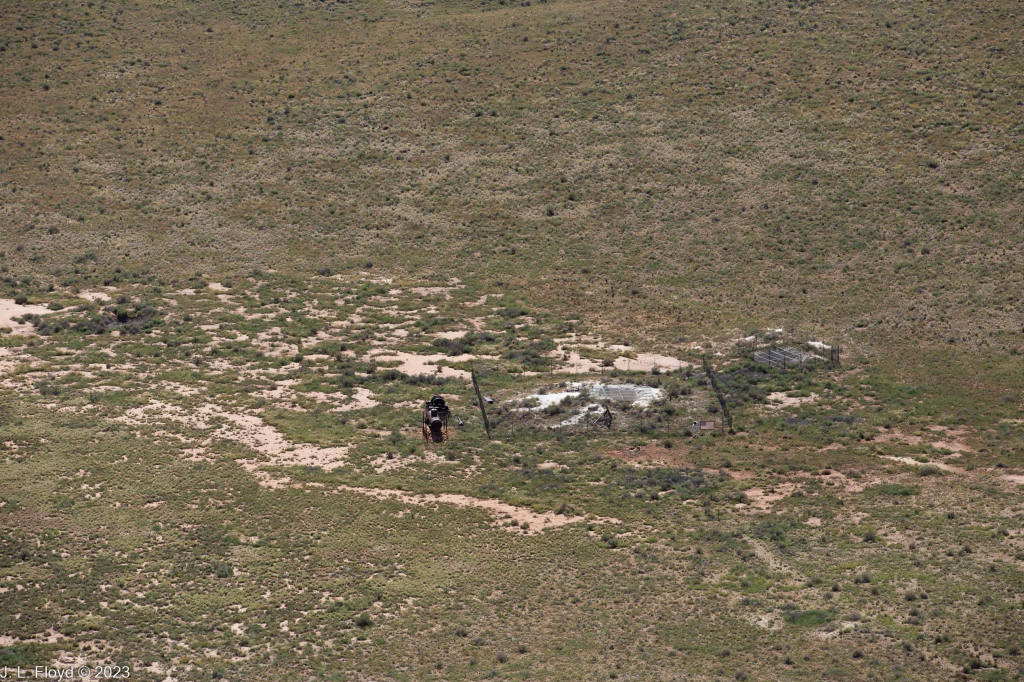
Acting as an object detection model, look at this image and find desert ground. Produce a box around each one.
[1,0,1022,680]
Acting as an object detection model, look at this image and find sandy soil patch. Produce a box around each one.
[751,612,785,630]
[256,382,378,412]
[463,293,502,307]
[924,425,972,452]
[876,426,973,453]
[548,341,689,375]
[201,404,351,472]
[79,290,112,303]
[332,485,618,534]
[613,352,689,372]
[340,387,379,410]
[875,429,924,446]
[158,381,204,397]
[118,400,352,474]
[879,455,961,472]
[0,347,19,375]
[723,468,757,481]
[1000,474,1024,485]
[369,451,448,473]
[208,282,230,292]
[740,482,801,511]
[605,444,690,468]
[537,461,566,470]
[365,350,473,380]
[765,392,819,408]
[407,285,462,299]
[432,330,468,340]
[0,299,54,335]
[549,348,605,374]
[746,537,800,576]
[253,327,300,358]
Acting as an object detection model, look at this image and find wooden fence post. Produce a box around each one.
[471,367,491,440]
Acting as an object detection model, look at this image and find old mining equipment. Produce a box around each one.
[423,395,451,443]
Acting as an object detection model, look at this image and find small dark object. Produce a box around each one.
[595,405,613,429]
[456,415,465,427]
[423,395,450,443]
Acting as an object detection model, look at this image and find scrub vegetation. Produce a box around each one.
[1,0,1022,680]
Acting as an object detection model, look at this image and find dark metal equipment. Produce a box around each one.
[423,395,451,443]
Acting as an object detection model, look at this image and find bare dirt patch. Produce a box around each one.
[369,451,448,473]
[118,400,352,475]
[0,347,19,375]
[879,455,964,473]
[547,338,690,375]
[79,290,112,302]
[256,382,379,412]
[365,350,475,380]
[876,426,974,453]
[740,482,801,511]
[612,352,689,372]
[605,444,690,468]
[746,537,801,577]
[0,299,54,335]
[765,392,819,409]
[331,485,618,534]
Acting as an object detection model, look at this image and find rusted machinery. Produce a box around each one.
[422,395,450,443]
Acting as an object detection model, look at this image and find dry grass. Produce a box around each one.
[1,0,1022,679]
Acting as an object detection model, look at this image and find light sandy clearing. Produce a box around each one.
[880,455,963,473]
[369,451,448,473]
[765,392,819,408]
[740,482,801,510]
[432,330,468,340]
[876,426,973,453]
[924,425,973,452]
[365,350,475,380]
[79,290,112,302]
[0,299,54,335]
[548,348,605,374]
[548,339,690,375]
[407,285,462,299]
[537,461,566,470]
[746,537,799,576]
[463,293,502,307]
[613,352,689,372]
[332,485,618,534]
[0,347,18,375]
[118,400,352,472]
[256,382,379,412]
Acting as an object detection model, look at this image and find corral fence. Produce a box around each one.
[701,355,732,434]
[752,343,841,369]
